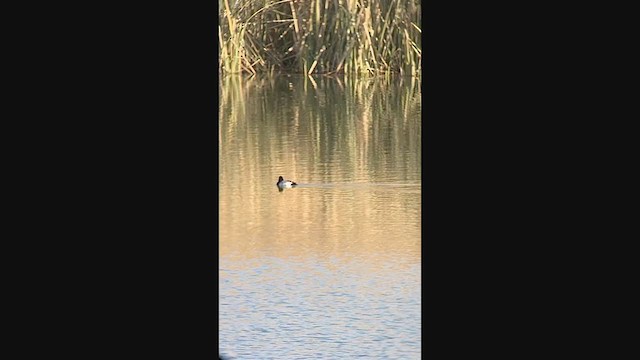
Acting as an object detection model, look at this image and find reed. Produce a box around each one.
[218,0,421,76]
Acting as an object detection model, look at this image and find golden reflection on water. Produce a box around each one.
[219,75,421,267]
[220,184,421,265]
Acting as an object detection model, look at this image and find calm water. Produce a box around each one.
[219,74,421,359]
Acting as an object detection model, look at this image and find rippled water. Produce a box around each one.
[219,74,421,359]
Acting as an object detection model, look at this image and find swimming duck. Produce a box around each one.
[276,176,297,189]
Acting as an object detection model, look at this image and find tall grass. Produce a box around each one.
[218,0,421,76]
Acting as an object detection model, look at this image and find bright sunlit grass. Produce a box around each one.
[218,0,421,76]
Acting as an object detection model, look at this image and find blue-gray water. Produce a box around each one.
[219,74,421,359]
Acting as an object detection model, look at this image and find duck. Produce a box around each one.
[276,176,298,188]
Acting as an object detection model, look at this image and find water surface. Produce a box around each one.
[219,74,421,359]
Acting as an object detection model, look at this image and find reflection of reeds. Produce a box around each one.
[220,75,421,259]
[219,74,421,181]
[219,76,421,236]
[218,0,421,75]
